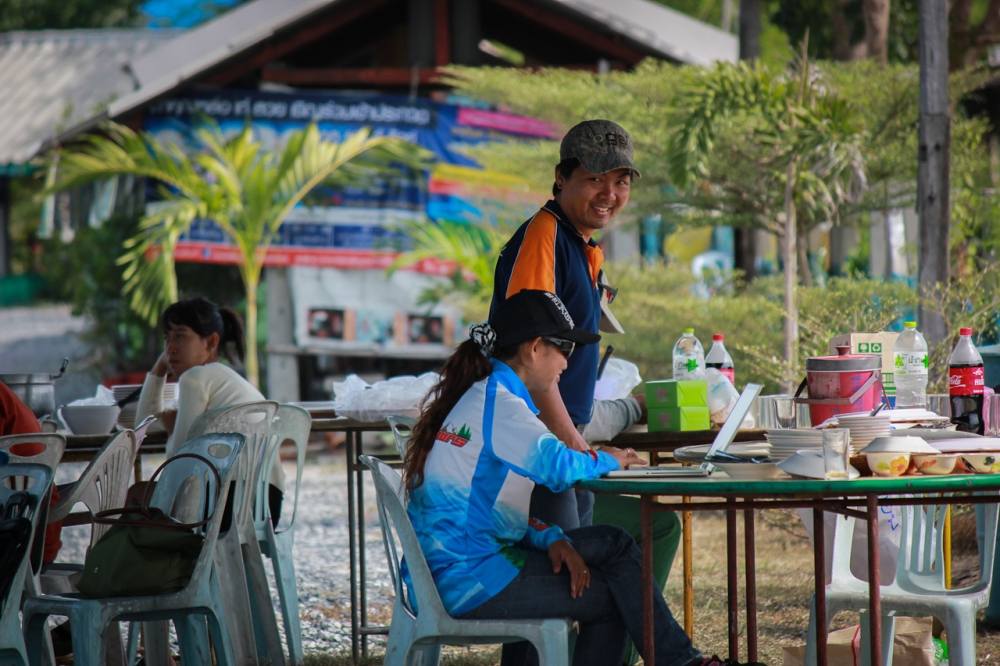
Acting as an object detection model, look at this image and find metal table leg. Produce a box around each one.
[682,497,694,637]
[357,432,369,660]
[743,506,757,663]
[346,430,360,664]
[725,499,739,662]
[866,494,883,666]
[813,506,827,666]
[642,497,656,666]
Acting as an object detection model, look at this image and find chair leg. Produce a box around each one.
[204,602,237,666]
[22,608,51,666]
[859,611,895,666]
[68,612,106,666]
[406,643,441,666]
[140,621,171,666]
[241,539,284,665]
[176,615,212,665]
[534,634,573,666]
[270,534,304,665]
[943,607,977,666]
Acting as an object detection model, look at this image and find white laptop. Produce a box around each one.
[605,383,763,478]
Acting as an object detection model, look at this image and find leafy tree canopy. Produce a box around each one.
[0,0,144,30]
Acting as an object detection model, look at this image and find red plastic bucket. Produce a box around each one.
[795,346,883,425]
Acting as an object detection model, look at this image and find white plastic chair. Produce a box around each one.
[387,415,416,458]
[0,434,66,477]
[0,464,52,666]
[22,433,246,666]
[360,454,576,665]
[187,400,284,665]
[806,499,1000,665]
[254,403,311,666]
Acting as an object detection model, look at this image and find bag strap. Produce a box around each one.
[93,452,223,531]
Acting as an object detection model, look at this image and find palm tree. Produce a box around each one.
[51,121,426,386]
[668,43,866,389]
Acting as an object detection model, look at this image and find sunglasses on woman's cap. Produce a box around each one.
[542,336,575,358]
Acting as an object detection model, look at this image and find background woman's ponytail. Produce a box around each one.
[217,306,246,364]
[403,339,491,492]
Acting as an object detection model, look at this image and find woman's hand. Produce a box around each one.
[152,351,171,378]
[599,446,647,470]
[548,539,591,599]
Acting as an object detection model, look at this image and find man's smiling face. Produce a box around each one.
[555,166,632,240]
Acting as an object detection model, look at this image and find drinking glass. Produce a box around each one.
[987,391,1000,437]
[822,428,851,479]
[772,396,798,429]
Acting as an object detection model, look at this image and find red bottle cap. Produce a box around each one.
[712,333,724,341]
[960,327,973,336]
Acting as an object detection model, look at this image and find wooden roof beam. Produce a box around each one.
[491,0,648,64]
[203,0,387,86]
[261,65,443,86]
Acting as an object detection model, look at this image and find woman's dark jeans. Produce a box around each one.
[458,525,700,666]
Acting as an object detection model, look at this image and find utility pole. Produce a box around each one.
[917,0,950,343]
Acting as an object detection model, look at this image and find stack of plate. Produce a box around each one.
[834,413,891,450]
[111,383,177,429]
[765,429,825,461]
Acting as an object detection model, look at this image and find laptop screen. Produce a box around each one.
[700,383,763,473]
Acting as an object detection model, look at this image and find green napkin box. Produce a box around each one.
[648,406,711,432]
[645,379,708,408]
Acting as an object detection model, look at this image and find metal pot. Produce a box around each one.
[0,358,69,418]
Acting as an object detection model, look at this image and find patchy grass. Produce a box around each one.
[306,508,1000,665]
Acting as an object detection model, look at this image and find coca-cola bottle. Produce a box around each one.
[949,327,985,434]
[705,333,735,384]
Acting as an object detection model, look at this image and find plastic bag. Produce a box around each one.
[593,358,642,401]
[705,368,754,428]
[332,372,439,422]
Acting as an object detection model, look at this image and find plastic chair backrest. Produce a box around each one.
[268,404,310,532]
[188,401,279,539]
[387,415,416,459]
[361,454,445,619]
[132,414,157,447]
[147,433,246,588]
[0,464,51,616]
[0,434,66,474]
[48,428,139,546]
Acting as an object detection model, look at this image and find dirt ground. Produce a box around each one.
[308,507,1000,665]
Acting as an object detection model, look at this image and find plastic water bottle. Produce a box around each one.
[672,328,705,380]
[949,327,985,434]
[705,333,735,384]
[892,321,928,408]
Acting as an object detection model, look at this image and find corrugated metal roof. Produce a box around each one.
[48,0,737,151]
[107,0,339,120]
[553,0,737,66]
[0,29,176,169]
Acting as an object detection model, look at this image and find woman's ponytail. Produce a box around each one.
[402,339,492,493]
[218,307,246,364]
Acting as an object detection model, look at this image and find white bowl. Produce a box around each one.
[866,451,911,477]
[712,461,785,480]
[777,450,861,480]
[860,436,938,455]
[911,453,960,475]
[59,404,120,435]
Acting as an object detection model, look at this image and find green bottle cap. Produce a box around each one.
[683,327,694,335]
[904,321,917,329]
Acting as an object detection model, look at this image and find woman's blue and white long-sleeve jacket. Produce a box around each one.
[407,359,619,615]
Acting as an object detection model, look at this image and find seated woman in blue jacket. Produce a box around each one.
[402,289,724,666]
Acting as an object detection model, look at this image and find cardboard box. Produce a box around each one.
[648,406,711,432]
[828,331,900,396]
[645,380,708,408]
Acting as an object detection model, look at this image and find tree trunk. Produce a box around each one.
[797,224,814,286]
[736,0,762,278]
[739,0,761,60]
[863,0,890,65]
[917,0,950,343]
[243,271,261,388]
[783,160,799,392]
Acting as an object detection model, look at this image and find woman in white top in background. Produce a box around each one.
[136,296,284,521]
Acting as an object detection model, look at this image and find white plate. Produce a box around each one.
[860,435,939,455]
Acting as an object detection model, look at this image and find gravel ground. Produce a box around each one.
[56,447,395,659]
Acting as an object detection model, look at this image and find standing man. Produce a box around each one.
[490,120,646,527]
